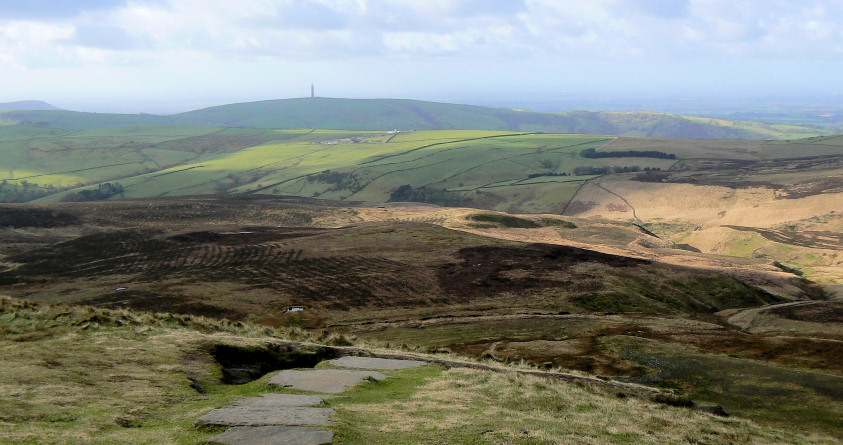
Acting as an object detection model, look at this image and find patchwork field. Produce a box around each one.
[3,125,840,220]
[1,126,617,212]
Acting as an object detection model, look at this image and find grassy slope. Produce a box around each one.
[564,135,843,286]
[1,296,837,445]
[234,132,608,214]
[568,111,826,140]
[2,98,832,139]
[175,98,833,139]
[2,126,835,212]
[0,125,297,201]
[0,297,329,444]
[0,110,171,129]
[174,98,576,132]
[12,129,614,213]
[0,126,216,203]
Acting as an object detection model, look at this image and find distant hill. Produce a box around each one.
[0,100,60,111]
[174,97,566,131]
[174,98,826,139]
[0,97,831,139]
[0,109,169,129]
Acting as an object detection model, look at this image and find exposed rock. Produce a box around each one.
[197,406,335,427]
[329,356,426,370]
[696,404,729,417]
[269,369,386,393]
[206,425,333,445]
[196,394,336,427]
[226,393,332,407]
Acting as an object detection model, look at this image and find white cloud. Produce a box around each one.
[0,21,75,44]
[4,0,842,66]
[2,0,842,108]
[0,21,76,69]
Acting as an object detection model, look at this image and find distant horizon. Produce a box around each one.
[5,94,843,120]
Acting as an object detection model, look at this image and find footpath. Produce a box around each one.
[196,356,426,445]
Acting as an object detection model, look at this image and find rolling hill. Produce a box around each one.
[0,100,60,111]
[0,127,838,214]
[177,98,829,139]
[1,114,841,442]
[1,124,837,289]
[0,97,831,139]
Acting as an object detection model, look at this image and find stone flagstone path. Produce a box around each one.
[206,426,335,445]
[269,369,387,394]
[328,356,426,370]
[199,356,426,445]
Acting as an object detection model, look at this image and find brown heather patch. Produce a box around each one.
[677,332,843,374]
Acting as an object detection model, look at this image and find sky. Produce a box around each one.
[1,0,842,113]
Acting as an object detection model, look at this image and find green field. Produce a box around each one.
[1,123,840,213]
[0,127,626,212]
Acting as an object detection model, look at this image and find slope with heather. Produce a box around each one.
[1,198,840,439]
[3,296,837,444]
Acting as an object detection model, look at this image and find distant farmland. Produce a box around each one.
[0,125,840,213]
[0,126,615,212]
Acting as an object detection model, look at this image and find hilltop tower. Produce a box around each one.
[310,83,314,98]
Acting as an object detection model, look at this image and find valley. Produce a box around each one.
[5,1,842,442]
[0,102,841,443]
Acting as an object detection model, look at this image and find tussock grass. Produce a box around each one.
[0,297,337,444]
[0,295,316,340]
[331,367,838,444]
[2,297,839,444]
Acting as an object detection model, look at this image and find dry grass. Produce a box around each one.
[2,197,840,442]
[1,296,841,444]
[332,367,838,444]
[563,175,843,287]
[0,296,334,444]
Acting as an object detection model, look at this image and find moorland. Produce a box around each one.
[0,98,841,443]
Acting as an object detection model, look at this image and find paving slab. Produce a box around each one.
[329,356,427,370]
[206,425,334,445]
[226,394,333,407]
[196,405,336,427]
[269,369,387,393]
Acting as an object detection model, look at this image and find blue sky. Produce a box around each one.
[1,0,842,113]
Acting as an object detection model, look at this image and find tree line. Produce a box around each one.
[581,148,676,159]
[572,166,662,175]
[61,182,124,202]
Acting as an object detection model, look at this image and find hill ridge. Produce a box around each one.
[0,97,830,139]
[0,100,60,111]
